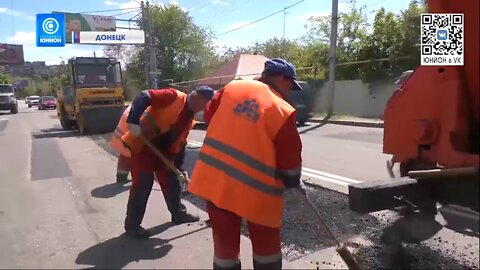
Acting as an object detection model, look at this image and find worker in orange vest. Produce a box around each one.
[188,59,304,269]
[122,86,214,238]
[109,105,133,184]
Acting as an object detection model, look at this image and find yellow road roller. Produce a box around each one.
[56,57,125,135]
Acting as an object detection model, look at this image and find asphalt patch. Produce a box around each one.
[31,137,72,180]
[0,119,7,132]
[322,131,383,144]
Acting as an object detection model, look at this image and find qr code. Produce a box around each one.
[421,13,464,66]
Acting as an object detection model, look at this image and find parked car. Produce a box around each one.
[38,96,57,110]
[290,81,314,125]
[28,95,40,107]
[0,84,18,114]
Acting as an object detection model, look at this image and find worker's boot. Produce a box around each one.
[213,261,241,269]
[116,172,129,184]
[172,211,200,224]
[164,171,200,224]
[253,259,282,270]
[125,225,151,239]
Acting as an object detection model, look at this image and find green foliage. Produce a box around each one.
[127,4,218,88]
[0,73,11,84]
[123,0,427,85]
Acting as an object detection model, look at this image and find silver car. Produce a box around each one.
[28,95,40,107]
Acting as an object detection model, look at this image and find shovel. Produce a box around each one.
[293,187,363,269]
[139,135,211,227]
[139,135,189,185]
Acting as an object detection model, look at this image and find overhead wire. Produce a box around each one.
[77,7,139,14]
[215,0,305,37]
[189,2,212,14]
[188,0,206,10]
[111,9,142,17]
[205,0,251,26]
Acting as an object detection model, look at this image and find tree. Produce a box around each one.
[128,4,218,85]
[357,8,402,81]
[103,45,135,66]
[0,73,11,84]
[305,0,369,79]
[397,0,426,71]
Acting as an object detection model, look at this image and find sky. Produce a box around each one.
[0,0,412,65]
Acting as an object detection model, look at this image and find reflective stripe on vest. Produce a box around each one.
[114,126,125,138]
[142,110,160,133]
[198,151,283,197]
[203,137,278,179]
[121,90,188,154]
[188,80,295,228]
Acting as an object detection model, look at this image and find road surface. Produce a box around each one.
[0,105,478,269]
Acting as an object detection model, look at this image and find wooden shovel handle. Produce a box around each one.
[139,135,189,183]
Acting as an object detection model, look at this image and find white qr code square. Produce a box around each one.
[421,13,464,66]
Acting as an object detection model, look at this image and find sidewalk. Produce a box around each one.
[311,115,384,128]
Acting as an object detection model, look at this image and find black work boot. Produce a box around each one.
[125,225,151,239]
[172,212,200,225]
[214,261,241,270]
[116,172,129,184]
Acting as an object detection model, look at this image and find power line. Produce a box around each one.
[111,9,142,17]
[77,7,139,14]
[215,0,305,37]
[188,0,206,10]
[190,2,211,14]
[205,0,250,26]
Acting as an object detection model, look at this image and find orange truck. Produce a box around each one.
[349,0,479,235]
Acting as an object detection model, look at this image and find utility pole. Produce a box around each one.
[141,1,150,88]
[148,1,158,89]
[326,0,338,116]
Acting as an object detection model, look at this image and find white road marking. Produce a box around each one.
[187,140,362,188]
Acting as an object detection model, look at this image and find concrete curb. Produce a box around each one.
[310,118,384,128]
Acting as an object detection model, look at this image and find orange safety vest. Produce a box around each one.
[109,105,132,158]
[121,91,194,155]
[188,80,295,228]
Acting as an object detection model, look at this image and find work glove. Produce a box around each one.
[128,123,142,137]
[179,170,190,182]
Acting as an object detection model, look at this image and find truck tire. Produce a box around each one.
[11,105,18,114]
[60,119,75,130]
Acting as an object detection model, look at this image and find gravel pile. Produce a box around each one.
[178,146,480,269]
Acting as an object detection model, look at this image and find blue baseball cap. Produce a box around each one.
[195,85,215,100]
[263,58,303,91]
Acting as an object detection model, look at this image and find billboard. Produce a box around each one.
[0,43,24,65]
[52,11,116,43]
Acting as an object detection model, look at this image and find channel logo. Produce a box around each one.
[36,13,66,47]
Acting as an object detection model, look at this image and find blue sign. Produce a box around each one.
[436,29,448,41]
[36,13,66,47]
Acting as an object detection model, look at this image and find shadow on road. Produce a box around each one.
[31,126,80,139]
[298,121,329,134]
[91,182,131,198]
[75,223,173,269]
